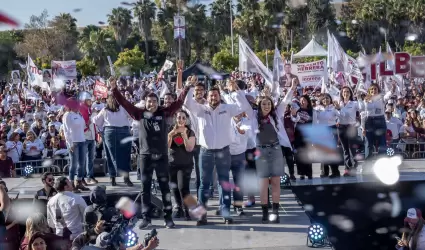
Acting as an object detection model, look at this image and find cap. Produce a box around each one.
[48,113,55,117]
[385,108,392,113]
[408,108,415,113]
[387,99,394,104]
[405,208,422,223]
[48,122,55,127]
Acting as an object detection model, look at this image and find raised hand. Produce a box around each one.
[108,77,117,89]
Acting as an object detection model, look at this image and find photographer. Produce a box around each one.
[91,231,159,250]
[72,186,117,249]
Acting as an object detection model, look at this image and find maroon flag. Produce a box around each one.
[0,12,18,27]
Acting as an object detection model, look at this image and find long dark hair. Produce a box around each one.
[105,95,119,112]
[299,94,313,111]
[257,96,279,131]
[172,110,191,131]
[339,86,354,102]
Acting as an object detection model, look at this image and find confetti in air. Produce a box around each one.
[373,156,402,185]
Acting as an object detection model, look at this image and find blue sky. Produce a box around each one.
[0,0,212,31]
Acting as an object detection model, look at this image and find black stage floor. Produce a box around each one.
[292,180,425,250]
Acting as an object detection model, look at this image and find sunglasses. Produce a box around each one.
[46,178,54,182]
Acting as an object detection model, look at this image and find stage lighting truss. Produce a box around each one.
[306,223,332,248]
[280,173,291,189]
[24,165,34,178]
[125,230,139,247]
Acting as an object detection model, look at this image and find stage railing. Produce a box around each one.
[14,158,69,176]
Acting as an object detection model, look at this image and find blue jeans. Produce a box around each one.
[85,140,95,178]
[365,115,387,159]
[69,141,86,181]
[230,153,246,204]
[103,126,131,177]
[198,146,231,216]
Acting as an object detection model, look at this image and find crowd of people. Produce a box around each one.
[0,58,424,249]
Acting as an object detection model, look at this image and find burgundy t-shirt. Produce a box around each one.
[0,157,13,178]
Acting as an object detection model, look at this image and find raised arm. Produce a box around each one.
[183,87,203,115]
[162,85,190,117]
[111,88,144,120]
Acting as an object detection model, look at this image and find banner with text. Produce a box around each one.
[52,60,77,80]
[93,80,108,99]
[291,59,327,87]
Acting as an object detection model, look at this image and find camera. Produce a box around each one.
[144,229,158,246]
[108,213,138,248]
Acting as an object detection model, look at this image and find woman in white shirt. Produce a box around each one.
[5,132,22,163]
[336,86,360,177]
[22,131,44,161]
[313,93,341,178]
[361,83,393,158]
[92,95,133,187]
[246,83,295,224]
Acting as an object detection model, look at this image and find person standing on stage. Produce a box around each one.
[108,75,190,230]
[184,80,250,225]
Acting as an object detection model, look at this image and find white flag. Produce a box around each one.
[238,37,273,88]
[272,45,284,96]
[107,56,115,76]
[27,55,49,90]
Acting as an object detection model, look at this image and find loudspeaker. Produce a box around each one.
[93,158,107,177]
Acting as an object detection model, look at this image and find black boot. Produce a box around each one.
[124,177,134,187]
[261,205,269,224]
[270,203,280,223]
[75,180,90,191]
[110,177,117,186]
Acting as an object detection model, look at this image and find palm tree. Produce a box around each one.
[107,7,133,51]
[80,25,101,41]
[234,0,261,46]
[78,29,116,75]
[49,13,79,60]
[210,0,232,55]
[133,0,156,66]
[185,4,208,60]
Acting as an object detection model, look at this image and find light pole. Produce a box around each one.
[230,0,234,56]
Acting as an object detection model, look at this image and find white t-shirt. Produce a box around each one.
[386,117,402,140]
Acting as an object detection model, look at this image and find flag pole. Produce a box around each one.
[230,0,234,56]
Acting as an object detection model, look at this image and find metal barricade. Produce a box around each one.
[387,142,425,159]
[14,158,69,176]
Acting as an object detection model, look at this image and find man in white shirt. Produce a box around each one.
[184,81,250,225]
[385,108,402,143]
[47,176,87,241]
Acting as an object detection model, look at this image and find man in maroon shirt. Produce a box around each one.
[0,148,14,178]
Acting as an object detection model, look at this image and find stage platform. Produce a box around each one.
[3,160,425,249]
[4,160,425,198]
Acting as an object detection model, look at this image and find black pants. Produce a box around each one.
[245,148,256,198]
[169,163,193,210]
[245,148,256,172]
[193,145,201,195]
[294,126,312,178]
[281,146,295,176]
[338,124,358,170]
[140,154,172,219]
[321,125,340,175]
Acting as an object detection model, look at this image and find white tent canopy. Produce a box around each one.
[293,37,327,58]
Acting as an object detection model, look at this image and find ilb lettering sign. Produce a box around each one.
[369,52,425,79]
